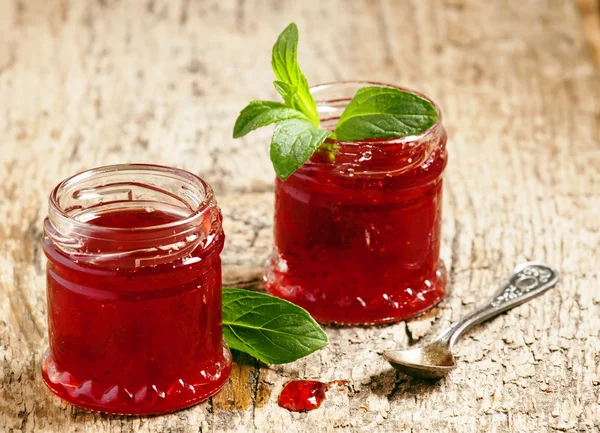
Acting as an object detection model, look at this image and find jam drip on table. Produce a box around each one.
[278,380,330,412]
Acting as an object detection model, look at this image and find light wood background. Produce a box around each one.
[1,1,599,432]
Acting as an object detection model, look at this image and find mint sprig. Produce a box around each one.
[233,23,328,181]
[222,288,329,364]
[232,22,440,180]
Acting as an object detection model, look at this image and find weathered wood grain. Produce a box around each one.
[1,0,599,432]
[578,0,600,67]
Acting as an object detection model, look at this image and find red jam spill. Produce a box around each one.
[42,209,231,415]
[278,380,330,412]
[266,132,448,325]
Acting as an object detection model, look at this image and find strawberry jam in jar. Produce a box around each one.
[265,82,448,325]
[41,164,231,414]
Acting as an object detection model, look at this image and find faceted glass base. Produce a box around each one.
[265,251,447,325]
[41,345,232,415]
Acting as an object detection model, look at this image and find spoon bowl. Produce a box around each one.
[383,342,456,379]
[383,262,559,379]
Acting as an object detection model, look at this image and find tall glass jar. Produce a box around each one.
[265,82,448,325]
[41,164,231,414]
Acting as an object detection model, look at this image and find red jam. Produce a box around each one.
[265,83,448,325]
[278,380,329,412]
[41,165,231,414]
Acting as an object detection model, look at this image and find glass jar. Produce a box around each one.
[41,164,231,414]
[265,82,448,325]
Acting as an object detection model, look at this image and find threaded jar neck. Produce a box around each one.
[44,164,222,268]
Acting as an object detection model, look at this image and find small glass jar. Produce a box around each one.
[41,164,231,414]
[265,82,448,325]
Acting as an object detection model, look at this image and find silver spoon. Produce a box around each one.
[383,262,559,379]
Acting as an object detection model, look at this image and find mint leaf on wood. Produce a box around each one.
[222,288,329,364]
[233,101,309,138]
[271,23,319,126]
[334,86,439,141]
[270,118,331,180]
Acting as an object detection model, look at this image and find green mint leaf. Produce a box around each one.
[334,86,439,141]
[222,288,329,364]
[270,118,331,180]
[273,80,298,107]
[231,23,331,178]
[233,101,309,138]
[271,23,319,126]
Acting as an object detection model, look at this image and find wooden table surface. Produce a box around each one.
[1,1,599,432]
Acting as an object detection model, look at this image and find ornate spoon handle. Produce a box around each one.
[440,262,559,348]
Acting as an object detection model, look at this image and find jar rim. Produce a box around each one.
[311,81,443,146]
[48,163,216,234]
[45,164,223,268]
